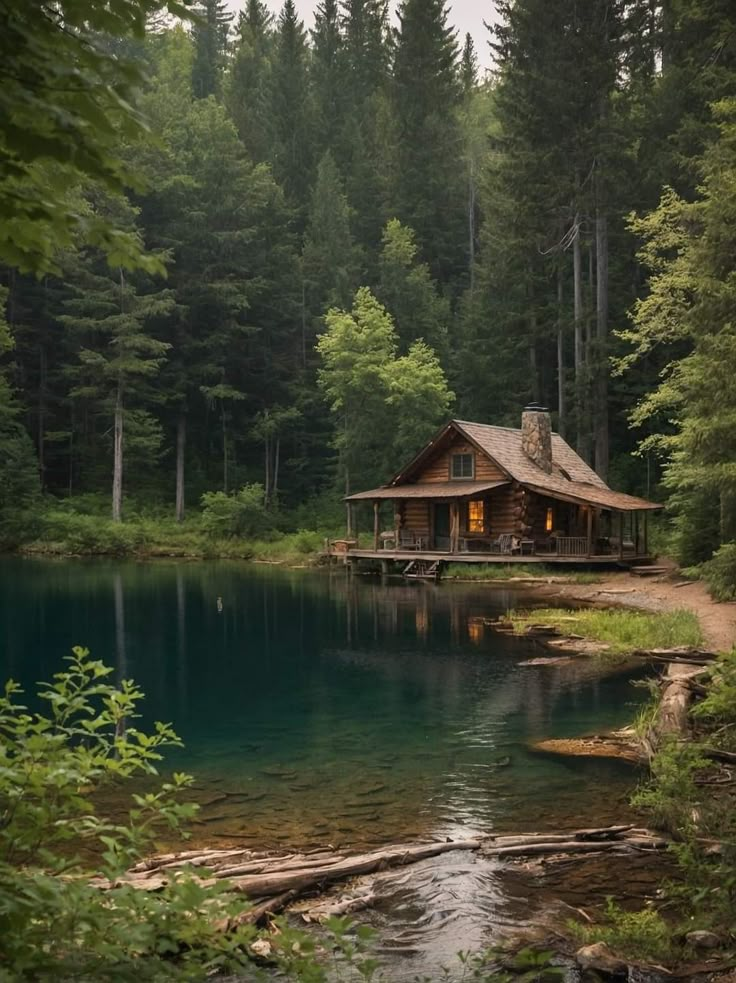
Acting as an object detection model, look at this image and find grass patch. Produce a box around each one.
[443,563,601,584]
[21,505,335,564]
[507,606,703,654]
[568,901,683,964]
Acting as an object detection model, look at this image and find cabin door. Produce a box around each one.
[433,503,451,551]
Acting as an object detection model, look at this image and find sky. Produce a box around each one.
[225,0,500,70]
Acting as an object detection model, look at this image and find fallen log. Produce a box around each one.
[631,648,718,666]
[298,893,376,924]
[482,825,666,858]
[226,839,482,898]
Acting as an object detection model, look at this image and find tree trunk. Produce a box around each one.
[573,218,589,462]
[595,209,609,481]
[468,154,476,296]
[264,432,271,507]
[273,437,280,502]
[557,263,565,437]
[221,401,228,493]
[112,380,123,523]
[175,414,186,523]
[38,344,46,489]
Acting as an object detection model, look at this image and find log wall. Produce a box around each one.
[414,435,505,484]
[403,499,430,536]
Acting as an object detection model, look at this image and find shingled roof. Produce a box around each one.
[453,420,607,488]
[451,420,660,512]
[365,418,661,512]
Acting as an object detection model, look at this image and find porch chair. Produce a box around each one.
[492,533,520,555]
[398,529,421,550]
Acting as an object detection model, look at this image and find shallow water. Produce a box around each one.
[0,558,651,977]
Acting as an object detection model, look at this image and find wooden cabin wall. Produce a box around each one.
[483,487,520,537]
[414,435,505,483]
[402,499,430,536]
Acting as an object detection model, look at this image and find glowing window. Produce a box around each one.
[451,453,474,479]
[545,507,554,532]
[468,500,485,533]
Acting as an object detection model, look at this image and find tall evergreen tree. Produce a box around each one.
[302,152,361,319]
[311,0,345,157]
[227,0,274,161]
[0,287,40,543]
[191,0,233,99]
[391,0,464,284]
[60,251,172,521]
[269,0,314,214]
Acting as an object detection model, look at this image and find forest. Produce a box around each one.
[1,0,736,580]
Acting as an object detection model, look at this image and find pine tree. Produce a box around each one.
[302,152,361,317]
[0,287,40,543]
[191,0,233,99]
[227,0,274,161]
[311,0,345,157]
[269,0,314,213]
[620,101,736,564]
[391,0,465,284]
[60,253,172,521]
[460,33,477,97]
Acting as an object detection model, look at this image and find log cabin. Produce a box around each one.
[338,405,661,571]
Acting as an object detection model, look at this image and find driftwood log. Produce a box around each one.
[96,825,668,929]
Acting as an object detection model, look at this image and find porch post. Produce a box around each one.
[346,501,352,537]
[618,512,624,560]
[644,512,649,557]
[634,512,640,556]
[586,507,593,557]
[373,500,380,551]
[394,501,401,550]
[450,499,459,554]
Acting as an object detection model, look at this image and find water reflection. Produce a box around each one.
[0,558,643,852]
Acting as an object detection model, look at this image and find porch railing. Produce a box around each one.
[555,536,589,556]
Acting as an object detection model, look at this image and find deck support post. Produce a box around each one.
[586,507,593,557]
[380,558,390,577]
[618,512,624,560]
[373,500,380,552]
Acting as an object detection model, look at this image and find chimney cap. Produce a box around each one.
[523,402,549,413]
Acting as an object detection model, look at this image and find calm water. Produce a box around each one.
[0,558,649,976]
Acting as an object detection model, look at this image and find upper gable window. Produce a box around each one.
[451,452,474,479]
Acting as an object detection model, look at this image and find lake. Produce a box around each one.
[0,557,649,976]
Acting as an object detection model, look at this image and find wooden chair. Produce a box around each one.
[398,529,420,550]
[492,533,520,555]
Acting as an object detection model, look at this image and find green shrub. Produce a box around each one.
[568,900,679,963]
[0,647,385,981]
[292,529,324,555]
[697,541,736,601]
[200,484,272,539]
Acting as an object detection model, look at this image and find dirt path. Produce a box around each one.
[533,561,736,653]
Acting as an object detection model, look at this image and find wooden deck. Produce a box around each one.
[337,549,652,567]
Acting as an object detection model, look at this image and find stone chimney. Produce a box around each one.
[521,403,553,474]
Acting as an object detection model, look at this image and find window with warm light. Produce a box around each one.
[468,500,485,533]
[545,507,554,532]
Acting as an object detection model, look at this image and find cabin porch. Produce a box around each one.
[335,486,655,568]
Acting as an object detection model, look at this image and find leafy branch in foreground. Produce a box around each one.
[0,0,192,274]
[0,646,357,981]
